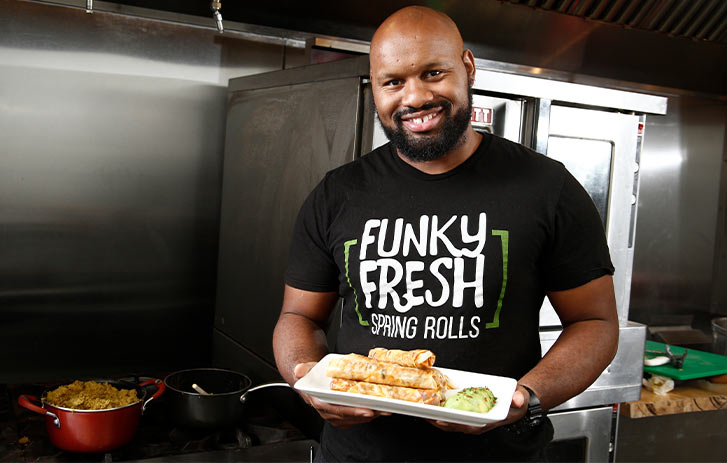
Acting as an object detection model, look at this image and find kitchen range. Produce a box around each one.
[1,376,319,462]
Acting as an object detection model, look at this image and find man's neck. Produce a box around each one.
[396,127,483,175]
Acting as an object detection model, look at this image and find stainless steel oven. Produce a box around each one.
[465,68,662,462]
[546,406,614,462]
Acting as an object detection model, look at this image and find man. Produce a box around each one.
[273,6,618,462]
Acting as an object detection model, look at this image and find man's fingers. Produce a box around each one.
[293,361,318,380]
[306,396,392,428]
[310,396,374,417]
[429,419,489,435]
[511,389,526,408]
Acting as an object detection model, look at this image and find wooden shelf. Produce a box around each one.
[621,385,727,418]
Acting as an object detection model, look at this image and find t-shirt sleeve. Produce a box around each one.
[541,168,615,291]
[284,177,340,292]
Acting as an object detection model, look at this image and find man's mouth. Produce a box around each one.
[399,109,443,133]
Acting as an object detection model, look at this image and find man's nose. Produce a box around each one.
[401,79,434,109]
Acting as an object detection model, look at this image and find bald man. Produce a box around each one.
[273,6,618,462]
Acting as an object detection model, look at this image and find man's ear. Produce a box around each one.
[462,49,476,87]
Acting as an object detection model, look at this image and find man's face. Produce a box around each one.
[377,88,473,162]
[370,30,474,162]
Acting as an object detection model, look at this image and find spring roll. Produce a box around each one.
[325,353,448,389]
[330,378,444,405]
[368,347,435,368]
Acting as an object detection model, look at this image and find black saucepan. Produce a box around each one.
[164,368,251,429]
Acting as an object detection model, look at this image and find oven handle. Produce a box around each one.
[18,395,61,428]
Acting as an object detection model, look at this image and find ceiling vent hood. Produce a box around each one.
[501,0,727,45]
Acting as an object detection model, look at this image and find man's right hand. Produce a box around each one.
[293,362,391,429]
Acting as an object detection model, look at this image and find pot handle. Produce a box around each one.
[17,395,60,428]
[239,382,291,404]
[139,379,166,414]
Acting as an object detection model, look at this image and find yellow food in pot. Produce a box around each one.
[44,380,140,410]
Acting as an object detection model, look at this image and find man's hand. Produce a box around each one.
[428,386,529,434]
[293,362,391,429]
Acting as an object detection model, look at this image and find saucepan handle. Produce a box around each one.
[17,395,60,428]
[239,382,291,404]
[139,379,166,414]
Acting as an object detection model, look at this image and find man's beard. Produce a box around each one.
[379,88,473,163]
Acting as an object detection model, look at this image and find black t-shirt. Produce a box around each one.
[285,134,613,461]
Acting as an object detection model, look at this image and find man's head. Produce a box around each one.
[369,7,476,163]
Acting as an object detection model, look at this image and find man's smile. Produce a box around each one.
[401,108,442,132]
[397,108,444,133]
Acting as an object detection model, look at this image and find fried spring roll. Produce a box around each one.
[330,378,444,405]
[368,347,436,368]
[325,353,448,389]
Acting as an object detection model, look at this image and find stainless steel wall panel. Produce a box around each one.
[630,96,727,322]
[712,122,727,315]
[215,73,369,365]
[0,0,287,382]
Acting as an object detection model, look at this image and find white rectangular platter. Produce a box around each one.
[294,353,517,427]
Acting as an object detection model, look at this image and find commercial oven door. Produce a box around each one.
[537,105,641,327]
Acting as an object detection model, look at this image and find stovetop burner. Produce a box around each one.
[0,381,313,462]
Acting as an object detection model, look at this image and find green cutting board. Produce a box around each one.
[643,340,727,380]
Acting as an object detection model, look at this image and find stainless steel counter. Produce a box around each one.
[541,321,646,412]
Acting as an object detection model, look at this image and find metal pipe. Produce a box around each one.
[27,0,309,46]
[85,0,92,14]
[211,0,223,33]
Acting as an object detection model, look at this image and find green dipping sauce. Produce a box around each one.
[443,387,497,413]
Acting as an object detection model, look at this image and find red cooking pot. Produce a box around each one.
[17,379,164,453]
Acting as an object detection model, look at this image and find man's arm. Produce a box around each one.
[272,284,337,386]
[272,284,391,429]
[431,275,617,434]
[519,274,619,410]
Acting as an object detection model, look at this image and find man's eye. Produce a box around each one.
[384,79,402,87]
[427,70,443,78]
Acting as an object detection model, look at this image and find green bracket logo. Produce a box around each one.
[344,239,369,326]
[487,229,509,329]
